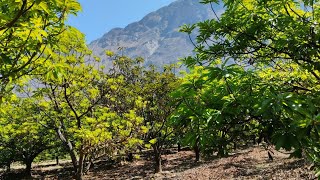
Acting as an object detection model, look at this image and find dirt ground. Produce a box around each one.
[0,146,317,180]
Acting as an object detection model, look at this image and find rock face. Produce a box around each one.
[89,0,221,67]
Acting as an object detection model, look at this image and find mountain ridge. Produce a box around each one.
[89,0,222,67]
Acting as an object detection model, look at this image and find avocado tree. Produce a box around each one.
[181,0,320,71]
[32,28,145,180]
[0,0,82,96]
[105,54,180,173]
[140,65,179,173]
[0,96,56,176]
[171,63,262,160]
[179,0,320,174]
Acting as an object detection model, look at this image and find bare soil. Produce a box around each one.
[1,146,316,180]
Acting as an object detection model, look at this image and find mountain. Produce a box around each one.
[89,0,222,67]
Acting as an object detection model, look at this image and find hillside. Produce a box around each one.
[89,0,222,67]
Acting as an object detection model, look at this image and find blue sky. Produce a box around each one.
[68,0,176,43]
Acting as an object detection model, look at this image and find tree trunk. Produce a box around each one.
[68,145,78,172]
[194,146,200,162]
[218,144,223,157]
[76,150,85,180]
[25,159,32,177]
[22,147,47,177]
[126,152,133,162]
[75,172,83,180]
[6,162,11,172]
[178,143,181,152]
[218,132,227,157]
[56,117,82,179]
[218,144,227,157]
[194,136,200,162]
[22,153,37,177]
[56,127,78,172]
[56,156,59,165]
[252,135,256,144]
[75,171,83,180]
[153,146,162,173]
[84,158,94,174]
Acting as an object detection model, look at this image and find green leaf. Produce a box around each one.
[149,138,157,144]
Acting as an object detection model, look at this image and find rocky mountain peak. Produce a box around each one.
[89,0,220,67]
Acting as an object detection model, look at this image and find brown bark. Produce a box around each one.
[6,163,11,172]
[194,136,200,162]
[194,146,200,162]
[153,146,162,173]
[126,152,133,162]
[76,149,85,180]
[23,149,46,177]
[56,127,78,172]
[56,156,59,165]
[25,160,32,177]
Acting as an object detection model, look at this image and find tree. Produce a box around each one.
[171,63,261,159]
[32,28,145,180]
[180,0,320,175]
[0,96,56,176]
[0,0,81,96]
[181,0,320,73]
[140,65,179,173]
[105,54,180,173]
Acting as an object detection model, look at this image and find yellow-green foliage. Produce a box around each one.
[0,0,82,96]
